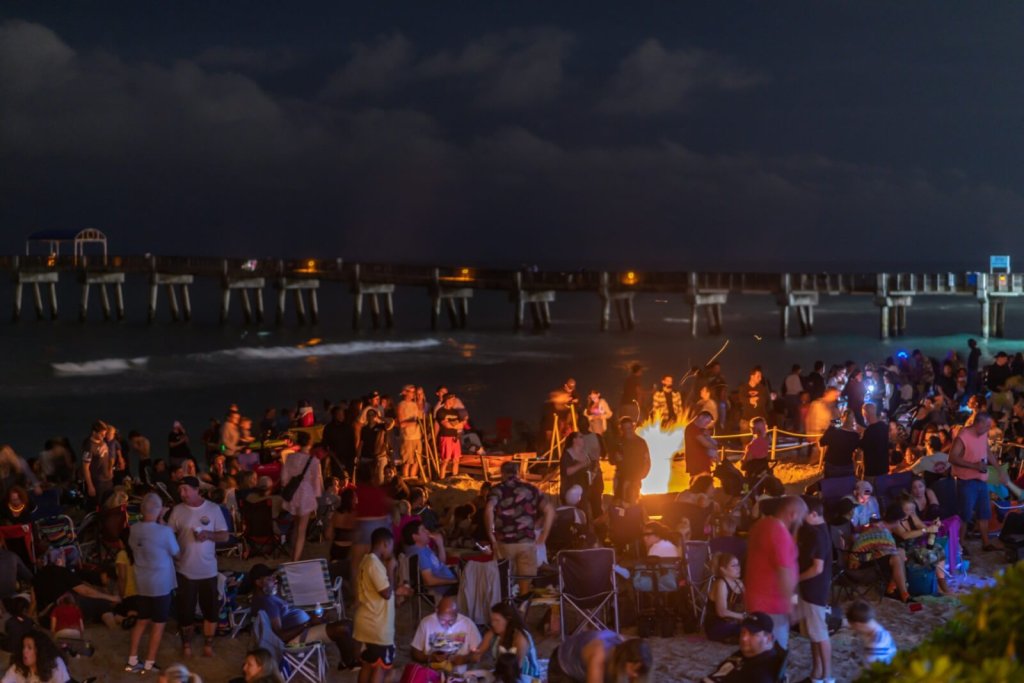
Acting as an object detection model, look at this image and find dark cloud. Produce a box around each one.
[599,39,768,115]
[1,13,1022,270]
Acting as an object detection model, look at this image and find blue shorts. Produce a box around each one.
[958,478,991,524]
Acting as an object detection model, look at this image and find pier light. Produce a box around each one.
[46,254,56,267]
[622,271,638,285]
[443,267,474,283]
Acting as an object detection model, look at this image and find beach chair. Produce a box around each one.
[664,501,713,540]
[35,515,81,567]
[252,610,326,683]
[557,547,619,639]
[216,503,243,558]
[820,475,858,519]
[0,524,35,568]
[239,498,287,559]
[682,541,714,628]
[608,502,645,559]
[874,471,913,510]
[829,524,885,602]
[631,557,680,638]
[277,559,344,621]
[931,477,958,520]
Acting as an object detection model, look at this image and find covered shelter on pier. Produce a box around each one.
[25,228,108,264]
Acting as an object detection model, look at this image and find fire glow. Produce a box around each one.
[637,419,686,495]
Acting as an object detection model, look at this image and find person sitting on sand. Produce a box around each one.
[546,630,651,683]
[2,630,71,683]
[705,552,745,643]
[701,612,786,683]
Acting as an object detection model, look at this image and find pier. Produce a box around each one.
[2,254,1023,338]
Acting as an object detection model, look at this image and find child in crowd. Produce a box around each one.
[3,596,36,652]
[846,601,897,666]
[50,593,85,639]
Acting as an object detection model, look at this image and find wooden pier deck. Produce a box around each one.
[1,254,1022,338]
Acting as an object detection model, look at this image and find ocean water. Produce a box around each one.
[1,278,1023,457]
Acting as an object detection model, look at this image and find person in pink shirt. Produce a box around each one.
[949,412,1002,553]
[741,417,771,481]
[744,495,806,650]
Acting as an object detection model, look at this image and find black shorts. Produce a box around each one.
[137,594,174,624]
[360,643,395,669]
[78,596,117,624]
[175,574,220,626]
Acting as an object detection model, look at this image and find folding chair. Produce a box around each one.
[216,503,243,558]
[874,471,913,510]
[34,515,81,567]
[931,477,958,520]
[277,559,345,621]
[252,609,326,683]
[631,557,680,638]
[664,501,712,540]
[557,547,619,639]
[829,524,885,602]
[240,498,287,559]
[682,541,713,627]
[608,503,645,559]
[0,524,35,568]
[820,475,858,519]
[406,552,442,623]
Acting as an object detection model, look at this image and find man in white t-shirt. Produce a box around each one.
[410,596,482,671]
[167,476,228,658]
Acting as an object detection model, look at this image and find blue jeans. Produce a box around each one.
[957,478,991,526]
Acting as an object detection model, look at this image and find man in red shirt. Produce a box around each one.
[745,495,806,650]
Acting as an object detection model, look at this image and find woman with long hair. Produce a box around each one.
[704,552,745,643]
[240,648,284,683]
[470,602,541,681]
[2,631,70,683]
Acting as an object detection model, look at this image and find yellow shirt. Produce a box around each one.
[116,549,138,598]
[354,553,394,646]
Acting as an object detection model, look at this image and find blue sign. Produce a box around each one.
[990,255,1011,272]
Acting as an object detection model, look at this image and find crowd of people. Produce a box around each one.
[0,337,1020,682]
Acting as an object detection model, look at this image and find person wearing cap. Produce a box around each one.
[701,612,787,683]
[397,385,424,480]
[82,420,114,503]
[167,476,228,657]
[986,351,1012,393]
[485,461,554,597]
[248,563,356,668]
[845,480,880,529]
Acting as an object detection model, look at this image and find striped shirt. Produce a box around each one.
[859,624,897,665]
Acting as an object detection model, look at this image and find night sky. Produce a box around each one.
[3,2,1023,270]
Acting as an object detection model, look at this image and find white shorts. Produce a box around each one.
[798,598,829,643]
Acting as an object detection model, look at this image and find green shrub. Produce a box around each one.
[856,563,1024,682]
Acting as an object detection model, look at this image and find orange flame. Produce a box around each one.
[637,418,686,495]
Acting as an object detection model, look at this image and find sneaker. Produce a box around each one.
[142,663,162,675]
[124,662,145,674]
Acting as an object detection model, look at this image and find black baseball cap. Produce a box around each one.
[248,564,275,582]
[180,476,201,489]
[741,612,774,635]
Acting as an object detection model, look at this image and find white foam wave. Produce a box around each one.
[201,338,442,361]
[52,357,150,376]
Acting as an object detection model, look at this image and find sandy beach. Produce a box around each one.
[52,461,989,683]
